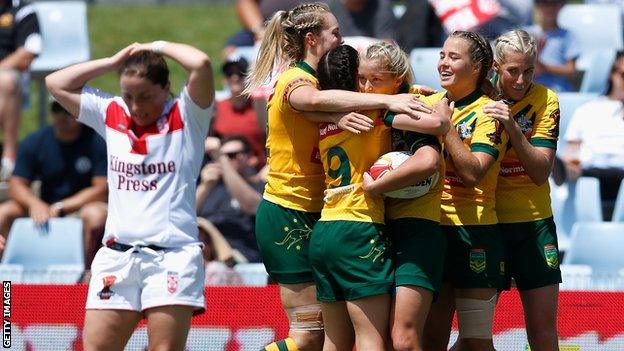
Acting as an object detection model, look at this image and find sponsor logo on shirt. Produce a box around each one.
[109,155,177,191]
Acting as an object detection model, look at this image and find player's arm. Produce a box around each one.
[484,101,555,185]
[538,58,576,78]
[46,44,138,117]
[289,83,433,115]
[388,98,453,136]
[301,110,374,134]
[52,177,108,217]
[141,41,214,108]
[218,153,262,215]
[363,145,440,197]
[196,162,222,212]
[444,127,498,187]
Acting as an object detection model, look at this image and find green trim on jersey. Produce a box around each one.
[530,137,557,149]
[296,61,317,77]
[408,132,441,153]
[471,142,499,159]
[384,111,396,126]
[455,88,483,110]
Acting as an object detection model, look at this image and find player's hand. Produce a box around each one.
[387,94,433,115]
[128,42,156,56]
[200,163,223,185]
[416,85,437,96]
[432,98,453,135]
[29,201,51,226]
[336,112,374,134]
[362,172,381,197]
[484,101,514,129]
[109,43,140,68]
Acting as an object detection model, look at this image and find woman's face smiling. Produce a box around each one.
[495,50,535,102]
[438,37,479,93]
[358,58,402,95]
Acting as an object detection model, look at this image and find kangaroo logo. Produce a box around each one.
[275,218,312,251]
[358,231,390,263]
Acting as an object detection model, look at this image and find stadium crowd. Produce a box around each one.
[1,0,624,350]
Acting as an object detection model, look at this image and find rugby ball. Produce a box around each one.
[368,151,439,199]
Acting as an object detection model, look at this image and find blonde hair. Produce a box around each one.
[361,41,413,86]
[494,29,537,65]
[244,2,331,95]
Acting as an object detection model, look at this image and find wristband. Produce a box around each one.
[151,40,167,54]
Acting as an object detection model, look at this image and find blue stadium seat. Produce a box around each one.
[233,263,268,286]
[556,92,599,152]
[1,218,84,270]
[579,49,616,94]
[231,46,258,65]
[574,177,604,222]
[550,180,573,252]
[30,1,90,126]
[613,180,624,222]
[409,47,442,91]
[563,222,624,273]
[558,4,623,71]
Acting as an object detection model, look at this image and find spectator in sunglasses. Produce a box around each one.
[196,135,265,263]
[209,55,266,168]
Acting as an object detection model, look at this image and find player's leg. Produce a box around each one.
[83,309,142,351]
[423,282,455,351]
[450,225,506,351]
[390,218,445,351]
[347,294,391,351]
[508,219,561,351]
[256,200,323,351]
[320,301,354,351]
[145,305,195,351]
[520,285,559,351]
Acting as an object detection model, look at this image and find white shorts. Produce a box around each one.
[86,244,205,313]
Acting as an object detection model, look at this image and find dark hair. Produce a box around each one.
[50,100,69,115]
[449,31,497,99]
[221,135,252,154]
[606,51,624,95]
[317,45,359,91]
[118,51,170,88]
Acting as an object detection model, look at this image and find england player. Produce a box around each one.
[46,41,214,351]
[484,29,561,351]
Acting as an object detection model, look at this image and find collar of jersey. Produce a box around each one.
[296,61,317,77]
[451,88,482,111]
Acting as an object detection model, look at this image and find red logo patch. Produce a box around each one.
[167,272,179,294]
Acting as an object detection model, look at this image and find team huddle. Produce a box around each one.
[247,3,562,351]
[42,1,561,350]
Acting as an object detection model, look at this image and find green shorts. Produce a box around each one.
[389,218,445,294]
[255,199,320,284]
[500,217,562,291]
[442,224,506,289]
[309,220,394,302]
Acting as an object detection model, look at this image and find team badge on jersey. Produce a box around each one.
[456,120,474,140]
[469,249,486,273]
[167,271,179,294]
[97,275,117,300]
[548,108,561,138]
[544,244,559,269]
[487,120,504,145]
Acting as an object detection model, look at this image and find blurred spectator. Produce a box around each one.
[479,0,535,40]
[210,56,266,167]
[196,135,264,263]
[562,51,624,219]
[197,217,243,285]
[0,101,107,269]
[0,0,42,180]
[396,0,444,51]
[223,0,306,58]
[325,0,397,41]
[526,0,581,92]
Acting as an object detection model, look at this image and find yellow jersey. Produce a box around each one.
[263,62,325,212]
[318,110,391,223]
[495,84,559,223]
[382,89,445,222]
[433,89,509,226]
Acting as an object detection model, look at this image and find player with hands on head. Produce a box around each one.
[45,40,214,351]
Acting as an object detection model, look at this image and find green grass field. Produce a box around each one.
[21,3,239,137]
